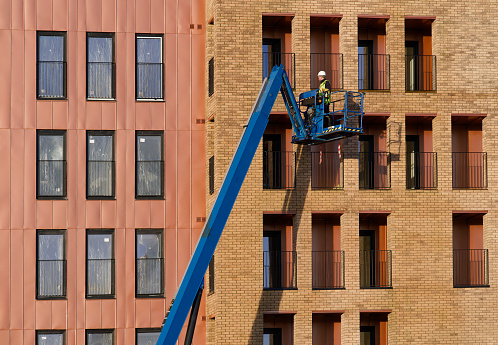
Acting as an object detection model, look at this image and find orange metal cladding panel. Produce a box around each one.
[76,32,86,130]
[125,228,135,327]
[36,0,52,29]
[53,200,68,229]
[125,34,135,130]
[150,102,165,130]
[76,130,86,229]
[0,231,9,329]
[150,200,166,228]
[191,0,205,27]
[136,102,152,130]
[177,228,192,287]
[75,228,85,329]
[36,101,52,129]
[0,0,11,29]
[10,129,24,230]
[115,130,126,228]
[86,101,102,130]
[177,0,190,34]
[66,130,77,228]
[52,300,68,329]
[23,229,36,330]
[164,228,177,299]
[36,300,53,329]
[101,201,117,229]
[53,0,68,30]
[67,228,77,329]
[469,222,484,249]
[102,102,117,131]
[165,0,177,34]
[25,32,37,129]
[135,299,152,328]
[191,30,205,123]
[101,299,117,329]
[165,34,178,131]
[115,33,126,130]
[125,130,136,228]
[177,34,192,131]
[150,0,165,33]
[24,330,36,345]
[125,0,135,32]
[36,201,53,229]
[0,130,11,229]
[86,0,102,31]
[116,0,126,32]
[11,30,24,129]
[22,131,35,228]
[164,131,177,229]
[191,130,205,229]
[10,330,22,345]
[85,200,102,229]
[101,0,116,32]
[468,124,482,152]
[150,298,166,327]
[135,0,151,33]
[114,228,126,328]
[25,0,36,30]
[85,299,103,329]
[0,30,11,129]
[135,200,152,228]
[177,132,192,229]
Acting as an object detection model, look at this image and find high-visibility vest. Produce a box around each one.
[319,80,330,105]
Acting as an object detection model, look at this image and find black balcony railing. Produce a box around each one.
[37,160,67,198]
[136,161,164,198]
[87,62,116,99]
[136,62,164,99]
[263,251,297,289]
[136,258,164,296]
[406,152,437,189]
[87,160,115,198]
[263,151,295,189]
[263,52,295,89]
[311,152,343,189]
[452,152,487,189]
[405,55,436,91]
[454,249,489,287]
[87,258,115,297]
[358,54,390,90]
[360,250,392,288]
[359,152,391,189]
[37,259,66,298]
[312,251,344,289]
[310,53,343,89]
[37,61,67,99]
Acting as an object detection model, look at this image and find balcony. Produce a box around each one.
[311,152,343,189]
[452,152,487,189]
[406,152,437,189]
[37,61,66,99]
[360,250,392,288]
[359,152,391,189]
[310,53,343,89]
[136,258,164,296]
[262,52,295,89]
[263,151,295,189]
[312,251,344,289]
[358,54,390,90]
[87,62,116,99]
[263,251,297,289]
[87,258,115,297]
[405,55,436,91]
[37,259,66,298]
[454,249,489,287]
[136,62,164,99]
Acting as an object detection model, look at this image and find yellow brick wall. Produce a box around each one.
[205,1,498,344]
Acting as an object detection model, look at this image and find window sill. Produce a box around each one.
[453,285,490,288]
[135,294,165,299]
[360,286,393,289]
[86,196,116,200]
[135,98,165,102]
[36,296,67,300]
[37,196,67,200]
[135,196,165,200]
[85,295,116,299]
[87,98,116,101]
[37,97,68,101]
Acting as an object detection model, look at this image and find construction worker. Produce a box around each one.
[317,70,331,126]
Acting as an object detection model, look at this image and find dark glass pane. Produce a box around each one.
[137,135,162,161]
[88,36,113,62]
[38,234,63,260]
[88,135,113,161]
[38,35,64,61]
[87,234,112,259]
[137,332,160,345]
[37,333,63,345]
[136,37,162,63]
[136,233,161,258]
[87,332,113,345]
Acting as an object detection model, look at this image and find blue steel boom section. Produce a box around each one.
[156,65,364,345]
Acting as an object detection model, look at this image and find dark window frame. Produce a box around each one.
[36,130,67,199]
[85,329,114,345]
[86,130,116,199]
[135,34,164,100]
[208,57,214,96]
[209,155,214,195]
[135,131,165,199]
[36,330,66,345]
[86,32,116,100]
[135,229,164,298]
[136,328,162,345]
[263,328,282,345]
[86,229,115,299]
[36,229,67,300]
[37,31,67,100]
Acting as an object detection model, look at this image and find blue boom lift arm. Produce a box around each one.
[156,65,364,345]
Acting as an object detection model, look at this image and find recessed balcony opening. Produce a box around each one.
[358,17,389,90]
[405,18,435,91]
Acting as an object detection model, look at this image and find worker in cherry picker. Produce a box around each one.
[317,70,331,127]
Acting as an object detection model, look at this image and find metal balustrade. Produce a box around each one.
[311,152,343,189]
[310,53,343,89]
[359,250,392,288]
[312,251,345,289]
[263,151,295,189]
[262,52,296,89]
[405,55,436,91]
[452,152,487,189]
[454,249,489,287]
[406,152,437,189]
[358,54,390,90]
[263,251,297,289]
[359,152,391,189]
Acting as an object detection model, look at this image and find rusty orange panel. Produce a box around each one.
[177,132,191,230]
[86,101,102,130]
[36,201,53,229]
[66,131,77,228]
[10,330,22,344]
[165,0,177,34]
[115,130,126,229]
[24,32,36,129]
[53,101,68,129]
[66,228,76,329]
[177,35,191,131]
[51,300,68,329]
[164,34,177,131]
[135,200,152,229]
[164,131,177,229]
[115,35,126,130]
[102,101,117,131]
[135,0,151,33]
[125,228,135,327]
[116,0,126,32]
[85,200,102,229]
[86,0,102,31]
[35,300,52,329]
[75,228,85,329]
[150,200,165,228]
[10,129,24,230]
[0,31,11,129]
[150,298,166,327]
[102,200,117,229]
[36,0,52,30]
[177,228,191,282]
[0,231,9,328]
[11,30,24,129]
[114,228,126,328]
[76,32,87,130]
[150,102,165,130]
[191,34,205,127]
[178,0,190,34]
[53,0,68,30]
[191,131,205,229]
[191,0,205,28]
[0,130,10,229]
[76,130,86,229]
[135,102,152,130]
[36,101,52,129]
[67,33,78,129]
[101,299,116,329]
[125,131,136,228]
[164,228,177,298]
[0,0,11,29]
[102,0,116,32]
[85,299,102,329]
[53,200,68,229]
[135,299,151,328]
[125,34,136,130]
[11,237,24,329]
[151,0,165,33]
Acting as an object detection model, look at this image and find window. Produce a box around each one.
[136,132,164,198]
[86,330,113,345]
[136,329,161,345]
[208,57,214,96]
[209,155,214,195]
[136,230,163,297]
[37,131,66,198]
[86,230,114,298]
[36,331,65,345]
[37,32,66,99]
[87,33,115,99]
[37,230,66,299]
[87,131,115,198]
[263,328,282,345]
[208,256,215,293]
[136,35,163,100]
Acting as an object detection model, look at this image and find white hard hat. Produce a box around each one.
[318,70,326,77]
